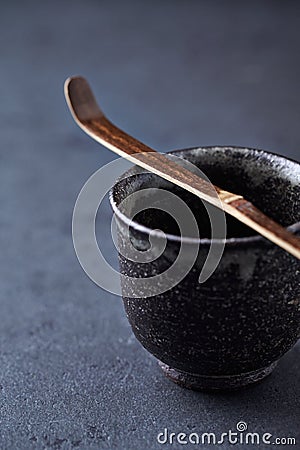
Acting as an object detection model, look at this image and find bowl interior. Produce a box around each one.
[111,147,300,240]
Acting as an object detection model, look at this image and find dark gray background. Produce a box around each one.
[0,1,299,449]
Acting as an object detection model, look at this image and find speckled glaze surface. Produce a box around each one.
[110,147,300,390]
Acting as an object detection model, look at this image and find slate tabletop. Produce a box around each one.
[0,1,299,449]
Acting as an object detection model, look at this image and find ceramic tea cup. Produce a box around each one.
[109,147,300,390]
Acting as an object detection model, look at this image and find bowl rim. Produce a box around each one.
[109,146,300,247]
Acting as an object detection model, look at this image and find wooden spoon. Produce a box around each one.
[64,76,300,259]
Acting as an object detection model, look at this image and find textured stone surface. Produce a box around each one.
[0,0,299,449]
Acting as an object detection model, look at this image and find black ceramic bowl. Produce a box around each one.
[110,147,300,390]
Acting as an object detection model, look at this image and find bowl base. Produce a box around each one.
[158,361,278,391]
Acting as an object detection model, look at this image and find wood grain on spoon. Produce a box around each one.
[64,76,300,260]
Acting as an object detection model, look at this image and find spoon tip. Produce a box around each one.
[64,75,103,122]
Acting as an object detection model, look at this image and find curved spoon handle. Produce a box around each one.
[65,76,300,260]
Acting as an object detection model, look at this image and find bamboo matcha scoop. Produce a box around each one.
[64,76,300,260]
